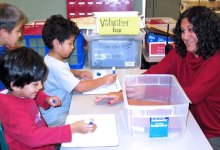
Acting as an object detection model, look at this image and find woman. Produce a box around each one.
[95,6,220,150]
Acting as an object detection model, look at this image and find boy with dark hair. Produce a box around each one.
[0,47,97,150]
[41,14,116,126]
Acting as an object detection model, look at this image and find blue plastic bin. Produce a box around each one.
[23,21,85,69]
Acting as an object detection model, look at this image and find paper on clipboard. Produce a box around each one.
[83,70,122,94]
[62,114,119,147]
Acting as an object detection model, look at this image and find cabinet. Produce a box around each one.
[145,0,180,20]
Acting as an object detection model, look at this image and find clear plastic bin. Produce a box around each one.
[122,74,190,139]
[83,29,145,68]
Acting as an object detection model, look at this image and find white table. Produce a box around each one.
[61,69,213,150]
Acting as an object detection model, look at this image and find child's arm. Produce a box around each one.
[34,90,51,109]
[74,74,117,93]
[7,111,96,148]
[35,91,62,109]
[1,102,72,147]
[71,69,93,80]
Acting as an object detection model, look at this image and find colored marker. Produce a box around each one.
[84,119,94,125]
[112,67,116,74]
[96,72,101,76]
[52,99,57,105]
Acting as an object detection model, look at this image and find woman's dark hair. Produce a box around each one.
[0,47,47,90]
[173,6,220,59]
[42,14,80,49]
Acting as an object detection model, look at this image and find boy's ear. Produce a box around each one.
[10,82,20,91]
[0,29,8,39]
[52,39,60,48]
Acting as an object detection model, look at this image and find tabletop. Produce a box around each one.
[61,68,213,150]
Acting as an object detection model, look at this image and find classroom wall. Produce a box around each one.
[1,0,218,22]
[0,0,66,21]
[0,0,144,21]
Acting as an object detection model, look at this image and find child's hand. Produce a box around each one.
[46,96,62,107]
[102,74,117,84]
[70,120,97,134]
[79,71,93,80]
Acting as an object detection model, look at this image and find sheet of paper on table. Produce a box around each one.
[62,114,119,147]
[83,70,122,94]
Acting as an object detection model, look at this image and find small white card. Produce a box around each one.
[62,114,119,147]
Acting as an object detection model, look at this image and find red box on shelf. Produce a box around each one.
[66,0,133,19]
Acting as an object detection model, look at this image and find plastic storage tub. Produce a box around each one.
[83,29,145,68]
[122,74,190,139]
[23,21,48,56]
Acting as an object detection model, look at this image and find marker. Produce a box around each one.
[96,72,101,76]
[112,67,116,74]
[84,119,94,125]
[52,99,57,105]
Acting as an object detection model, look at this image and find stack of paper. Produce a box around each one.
[83,70,122,95]
[62,114,119,147]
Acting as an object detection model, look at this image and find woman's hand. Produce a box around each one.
[94,91,123,105]
[125,85,146,100]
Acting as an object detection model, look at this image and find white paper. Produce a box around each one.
[83,70,122,94]
[62,114,119,147]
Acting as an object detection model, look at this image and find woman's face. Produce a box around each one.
[181,18,198,53]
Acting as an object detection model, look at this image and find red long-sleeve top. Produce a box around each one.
[0,91,72,150]
[143,49,220,138]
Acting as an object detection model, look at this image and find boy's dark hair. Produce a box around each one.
[0,3,26,32]
[173,6,220,59]
[0,47,48,90]
[42,14,80,49]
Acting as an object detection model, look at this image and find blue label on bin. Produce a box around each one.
[147,33,173,43]
[149,117,169,138]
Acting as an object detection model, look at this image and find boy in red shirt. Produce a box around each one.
[0,47,96,150]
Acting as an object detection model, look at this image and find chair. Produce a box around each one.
[0,122,8,150]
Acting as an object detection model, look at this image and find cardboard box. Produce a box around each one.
[145,17,176,35]
[146,33,174,56]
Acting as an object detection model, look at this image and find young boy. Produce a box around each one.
[41,14,116,127]
[0,47,97,150]
[0,3,26,92]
